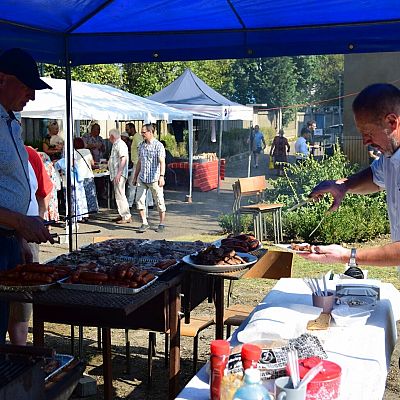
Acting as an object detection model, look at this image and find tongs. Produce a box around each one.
[287,197,314,212]
[50,229,101,238]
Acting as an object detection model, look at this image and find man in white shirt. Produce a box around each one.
[294,130,310,162]
[108,129,131,224]
[301,83,400,267]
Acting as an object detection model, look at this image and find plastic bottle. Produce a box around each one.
[233,369,271,400]
[241,343,262,371]
[210,339,230,400]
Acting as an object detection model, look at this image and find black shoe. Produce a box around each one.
[155,224,165,232]
[138,223,150,233]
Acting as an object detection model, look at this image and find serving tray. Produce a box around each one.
[182,252,257,273]
[59,275,158,295]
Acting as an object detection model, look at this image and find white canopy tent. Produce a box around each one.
[149,69,253,190]
[22,77,193,123]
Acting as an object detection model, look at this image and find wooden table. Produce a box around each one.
[31,270,183,400]
[181,249,293,339]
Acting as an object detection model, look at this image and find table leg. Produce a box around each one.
[102,327,113,400]
[32,306,44,347]
[215,277,224,339]
[169,285,181,400]
[107,179,111,209]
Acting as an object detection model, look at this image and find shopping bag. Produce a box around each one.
[269,157,274,170]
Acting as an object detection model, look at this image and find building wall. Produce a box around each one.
[344,52,400,165]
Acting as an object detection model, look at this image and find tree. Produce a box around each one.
[228,57,298,125]
[293,55,344,106]
[43,64,124,88]
[122,60,233,97]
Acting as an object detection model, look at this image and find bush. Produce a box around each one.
[264,145,390,242]
[218,144,390,242]
[218,213,253,234]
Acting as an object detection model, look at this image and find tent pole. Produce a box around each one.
[217,110,224,194]
[64,42,74,252]
[187,118,193,202]
[247,123,253,177]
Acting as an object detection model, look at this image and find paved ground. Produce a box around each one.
[40,151,275,262]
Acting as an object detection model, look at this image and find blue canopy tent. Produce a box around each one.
[1,0,400,250]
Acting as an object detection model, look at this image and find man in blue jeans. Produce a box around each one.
[0,48,54,343]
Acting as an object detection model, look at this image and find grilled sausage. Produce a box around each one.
[79,271,109,282]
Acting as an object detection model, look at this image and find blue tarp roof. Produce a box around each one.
[1,0,400,66]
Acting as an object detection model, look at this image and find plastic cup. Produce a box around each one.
[275,376,306,400]
[312,291,335,314]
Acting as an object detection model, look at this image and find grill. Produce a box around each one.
[0,358,44,399]
[0,345,84,400]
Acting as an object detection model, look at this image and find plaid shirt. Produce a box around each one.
[138,138,165,183]
[108,139,129,180]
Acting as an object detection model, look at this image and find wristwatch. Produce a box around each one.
[349,248,357,266]
[160,174,165,177]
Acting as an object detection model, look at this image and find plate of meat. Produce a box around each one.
[182,246,258,273]
[274,243,314,254]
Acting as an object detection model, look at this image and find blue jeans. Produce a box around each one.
[0,236,22,344]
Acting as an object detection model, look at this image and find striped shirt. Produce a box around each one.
[0,104,30,215]
[138,138,165,183]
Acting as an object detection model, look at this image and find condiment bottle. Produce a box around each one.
[233,368,271,400]
[241,343,262,371]
[210,339,230,400]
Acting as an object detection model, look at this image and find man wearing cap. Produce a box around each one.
[0,48,54,344]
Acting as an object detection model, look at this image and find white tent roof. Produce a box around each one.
[21,77,192,123]
[148,69,253,121]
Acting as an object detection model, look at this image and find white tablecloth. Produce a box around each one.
[176,278,400,400]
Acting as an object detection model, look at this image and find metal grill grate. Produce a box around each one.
[0,360,33,388]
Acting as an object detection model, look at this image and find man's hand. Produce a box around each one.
[299,244,350,264]
[158,176,165,188]
[308,179,348,211]
[21,239,33,263]
[114,172,122,184]
[15,215,55,244]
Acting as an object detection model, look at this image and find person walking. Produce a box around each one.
[249,125,266,168]
[301,83,400,267]
[108,129,131,224]
[133,124,166,233]
[270,129,290,176]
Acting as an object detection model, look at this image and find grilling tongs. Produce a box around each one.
[287,197,315,212]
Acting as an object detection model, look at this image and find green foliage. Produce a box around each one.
[229,57,298,125]
[123,60,233,97]
[43,64,124,87]
[264,146,390,243]
[218,214,253,234]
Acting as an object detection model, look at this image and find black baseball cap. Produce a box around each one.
[0,48,52,90]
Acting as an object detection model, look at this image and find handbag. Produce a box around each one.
[268,157,274,170]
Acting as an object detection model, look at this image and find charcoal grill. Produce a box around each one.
[0,345,84,400]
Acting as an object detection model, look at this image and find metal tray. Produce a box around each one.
[60,275,158,295]
[117,256,178,275]
[45,354,75,382]
[0,278,65,293]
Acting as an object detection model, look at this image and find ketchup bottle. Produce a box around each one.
[241,343,262,371]
[210,339,230,400]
